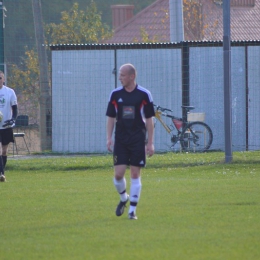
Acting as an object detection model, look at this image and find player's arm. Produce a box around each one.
[12,105,18,120]
[2,105,18,128]
[145,117,155,157]
[106,116,115,152]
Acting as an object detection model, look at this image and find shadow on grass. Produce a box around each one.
[6,151,260,172]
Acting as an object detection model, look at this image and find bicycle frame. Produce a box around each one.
[153,104,213,152]
[154,110,172,133]
[154,110,183,134]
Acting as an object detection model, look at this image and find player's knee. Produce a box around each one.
[114,171,125,180]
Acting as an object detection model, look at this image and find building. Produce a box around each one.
[107,0,260,43]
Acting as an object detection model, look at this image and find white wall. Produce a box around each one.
[52,50,114,153]
[248,46,260,150]
[52,48,182,153]
[116,49,182,152]
[190,47,247,151]
[51,46,260,153]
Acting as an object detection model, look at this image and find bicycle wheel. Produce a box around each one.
[180,121,213,152]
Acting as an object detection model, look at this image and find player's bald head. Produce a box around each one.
[120,64,136,77]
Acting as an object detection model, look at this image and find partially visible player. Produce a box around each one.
[0,71,18,182]
[106,63,155,220]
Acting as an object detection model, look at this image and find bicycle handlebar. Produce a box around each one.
[153,104,173,113]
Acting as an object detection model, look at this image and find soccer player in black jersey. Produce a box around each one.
[106,63,155,220]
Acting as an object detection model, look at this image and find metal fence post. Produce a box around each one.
[223,0,233,162]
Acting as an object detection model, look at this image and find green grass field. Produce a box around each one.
[1,152,260,260]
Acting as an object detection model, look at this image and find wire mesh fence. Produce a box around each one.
[1,0,260,161]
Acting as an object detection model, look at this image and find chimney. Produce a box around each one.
[111,5,134,30]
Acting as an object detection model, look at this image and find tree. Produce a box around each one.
[132,7,169,43]
[183,0,219,41]
[133,27,159,43]
[133,0,219,43]
[45,2,112,44]
[9,1,113,124]
[9,48,40,123]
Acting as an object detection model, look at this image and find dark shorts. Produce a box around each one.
[113,140,146,167]
[0,128,14,145]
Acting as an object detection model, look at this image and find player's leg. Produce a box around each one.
[1,128,14,169]
[114,165,129,216]
[0,138,5,182]
[114,164,128,201]
[113,142,129,216]
[128,166,142,220]
[128,142,146,220]
[2,144,8,168]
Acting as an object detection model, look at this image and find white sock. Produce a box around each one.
[113,177,128,202]
[129,177,142,214]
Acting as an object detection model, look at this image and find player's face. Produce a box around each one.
[119,67,134,88]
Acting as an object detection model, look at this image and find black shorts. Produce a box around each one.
[113,140,146,167]
[0,128,14,145]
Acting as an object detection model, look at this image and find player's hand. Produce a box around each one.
[107,139,113,152]
[146,143,155,157]
[2,119,15,128]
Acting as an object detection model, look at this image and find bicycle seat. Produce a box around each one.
[181,106,195,111]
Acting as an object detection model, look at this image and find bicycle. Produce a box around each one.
[153,104,213,152]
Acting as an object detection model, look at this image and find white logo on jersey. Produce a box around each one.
[118,98,123,102]
[139,160,145,165]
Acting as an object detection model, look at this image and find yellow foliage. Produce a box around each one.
[134,0,220,43]
[9,1,114,122]
[9,48,41,122]
[45,2,112,44]
[139,27,159,43]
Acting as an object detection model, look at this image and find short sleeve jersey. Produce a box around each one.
[0,85,18,129]
[106,85,155,144]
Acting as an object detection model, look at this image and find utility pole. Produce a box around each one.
[223,0,232,162]
[0,1,6,72]
[169,0,184,42]
[32,0,52,151]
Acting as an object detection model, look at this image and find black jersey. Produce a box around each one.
[106,85,155,144]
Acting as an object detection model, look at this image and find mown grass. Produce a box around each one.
[0,151,259,260]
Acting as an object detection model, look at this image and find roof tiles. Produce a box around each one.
[107,0,260,43]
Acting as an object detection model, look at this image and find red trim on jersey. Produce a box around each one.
[140,99,147,110]
[112,100,118,110]
[111,100,117,109]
